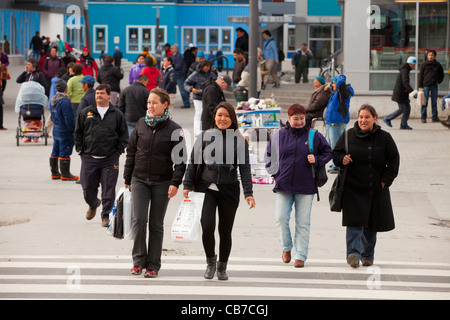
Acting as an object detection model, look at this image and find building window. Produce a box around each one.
[181,27,233,54]
[308,24,341,68]
[93,25,108,53]
[369,0,448,91]
[126,25,167,54]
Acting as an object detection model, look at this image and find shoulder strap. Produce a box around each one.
[345,129,348,154]
[308,129,317,153]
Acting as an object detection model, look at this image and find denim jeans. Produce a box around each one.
[126,121,137,138]
[51,134,74,159]
[346,226,377,261]
[131,178,171,271]
[442,93,450,111]
[421,84,438,119]
[176,77,190,107]
[327,122,347,169]
[385,102,411,127]
[275,192,314,261]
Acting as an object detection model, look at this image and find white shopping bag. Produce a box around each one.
[107,188,134,239]
[171,192,205,243]
[123,188,133,240]
[416,91,425,107]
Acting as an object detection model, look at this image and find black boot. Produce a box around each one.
[59,158,79,181]
[204,255,217,279]
[49,157,61,180]
[217,261,228,280]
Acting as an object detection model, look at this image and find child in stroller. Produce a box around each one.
[15,81,48,143]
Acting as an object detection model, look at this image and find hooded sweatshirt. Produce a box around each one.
[51,92,75,135]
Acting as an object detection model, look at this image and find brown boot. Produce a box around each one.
[86,199,101,220]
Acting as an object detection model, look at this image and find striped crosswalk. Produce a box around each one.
[0,255,449,300]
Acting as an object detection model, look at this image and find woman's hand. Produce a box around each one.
[168,185,178,198]
[125,184,131,191]
[183,189,191,199]
[307,154,315,164]
[246,196,256,209]
[342,154,352,166]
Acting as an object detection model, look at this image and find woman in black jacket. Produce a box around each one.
[124,88,186,278]
[333,104,399,269]
[183,102,255,280]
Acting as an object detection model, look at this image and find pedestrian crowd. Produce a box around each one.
[1,28,449,282]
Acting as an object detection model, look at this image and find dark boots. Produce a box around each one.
[217,261,228,281]
[49,157,61,180]
[204,255,217,279]
[59,158,79,181]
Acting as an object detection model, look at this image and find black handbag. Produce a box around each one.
[329,130,348,212]
[308,129,328,201]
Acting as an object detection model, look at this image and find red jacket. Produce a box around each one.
[139,67,161,91]
[77,55,98,78]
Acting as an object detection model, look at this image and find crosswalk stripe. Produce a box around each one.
[1,255,449,300]
[0,283,449,300]
[1,274,450,289]
[1,255,449,268]
[1,261,449,277]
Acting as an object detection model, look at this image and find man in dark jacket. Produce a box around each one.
[232,48,245,86]
[118,74,149,136]
[384,56,416,130]
[75,84,128,227]
[418,50,444,122]
[235,27,249,53]
[76,75,96,116]
[96,56,123,106]
[16,58,49,95]
[159,56,177,115]
[42,47,65,88]
[201,75,231,131]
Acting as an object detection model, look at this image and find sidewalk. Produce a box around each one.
[0,63,449,265]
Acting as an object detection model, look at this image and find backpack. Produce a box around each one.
[307,129,328,200]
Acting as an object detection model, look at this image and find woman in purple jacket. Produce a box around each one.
[265,104,332,268]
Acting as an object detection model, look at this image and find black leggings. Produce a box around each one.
[201,183,240,262]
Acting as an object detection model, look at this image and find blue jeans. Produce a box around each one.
[346,226,377,261]
[176,77,190,107]
[275,192,314,261]
[442,93,450,111]
[127,121,137,138]
[385,102,411,127]
[421,85,438,119]
[327,122,347,169]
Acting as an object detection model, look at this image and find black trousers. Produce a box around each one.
[131,178,170,271]
[80,152,120,219]
[201,182,240,262]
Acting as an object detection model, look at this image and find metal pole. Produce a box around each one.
[248,0,258,99]
[414,0,419,89]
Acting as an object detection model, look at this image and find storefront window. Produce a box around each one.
[309,24,341,68]
[369,0,449,91]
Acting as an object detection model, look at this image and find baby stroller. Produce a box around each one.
[15,81,49,146]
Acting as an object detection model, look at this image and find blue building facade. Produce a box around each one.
[87,0,250,68]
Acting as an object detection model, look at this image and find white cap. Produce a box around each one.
[406,56,416,65]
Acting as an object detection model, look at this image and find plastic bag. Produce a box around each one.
[417,91,425,107]
[171,192,205,243]
[107,188,133,239]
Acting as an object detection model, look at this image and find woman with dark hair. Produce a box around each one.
[183,101,255,280]
[265,104,332,268]
[124,87,186,278]
[333,104,399,268]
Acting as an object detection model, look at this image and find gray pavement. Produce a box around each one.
[0,63,449,268]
